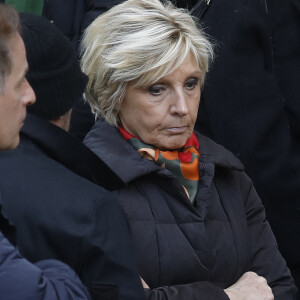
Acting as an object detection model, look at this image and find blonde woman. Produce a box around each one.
[81,0,296,299]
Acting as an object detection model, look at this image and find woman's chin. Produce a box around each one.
[154,137,189,150]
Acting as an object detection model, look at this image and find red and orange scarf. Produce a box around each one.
[120,127,201,203]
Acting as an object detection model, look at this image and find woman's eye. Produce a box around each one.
[185,78,199,90]
[148,85,165,96]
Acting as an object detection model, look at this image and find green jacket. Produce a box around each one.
[5,0,43,15]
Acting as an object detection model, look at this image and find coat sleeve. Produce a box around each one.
[144,282,229,300]
[0,231,90,300]
[242,173,297,299]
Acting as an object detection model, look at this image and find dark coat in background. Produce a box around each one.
[193,0,300,292]
[42,0,122,50]
[0,114,145,300]
[0,220,90,300]
[84,119,297,300]
[43,0,198,51]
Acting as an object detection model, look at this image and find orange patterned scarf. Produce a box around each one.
[120,127,200,203]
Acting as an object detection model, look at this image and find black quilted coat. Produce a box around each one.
[84,120,297,300]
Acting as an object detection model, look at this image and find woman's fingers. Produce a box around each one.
[224,271,274,300]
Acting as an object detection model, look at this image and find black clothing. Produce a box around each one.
[84,119,297,300]
[0,114,145,300]
[193,0,300,292]
[0,196,90,300]
[0,230,90,300]
[42,0,124,51]
[70,98,96,142]
[0,0,122,51]
[20,12,88,121]
[0,211,90,300]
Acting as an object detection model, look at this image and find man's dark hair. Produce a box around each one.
[0,4,20,91]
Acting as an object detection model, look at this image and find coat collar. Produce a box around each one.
[84,119,244,185]
[84,119,161,184]
[20,114,123,190]
[195,132,244,170]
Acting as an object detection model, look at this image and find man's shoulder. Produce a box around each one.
[0,136,113,206]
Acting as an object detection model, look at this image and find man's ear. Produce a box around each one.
[50,109,72,131]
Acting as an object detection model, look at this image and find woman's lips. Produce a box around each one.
[165,126,187,133]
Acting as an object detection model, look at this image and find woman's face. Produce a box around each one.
[119,53,201,150]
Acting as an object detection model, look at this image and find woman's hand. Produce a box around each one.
[224,272,274,300]
[140,277,150,289]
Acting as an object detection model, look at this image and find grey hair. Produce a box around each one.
[81,0,213,127]
[0,4,20,93]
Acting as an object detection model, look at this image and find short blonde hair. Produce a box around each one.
[81,0,213,127]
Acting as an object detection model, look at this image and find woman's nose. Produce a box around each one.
[170,89,189,116]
